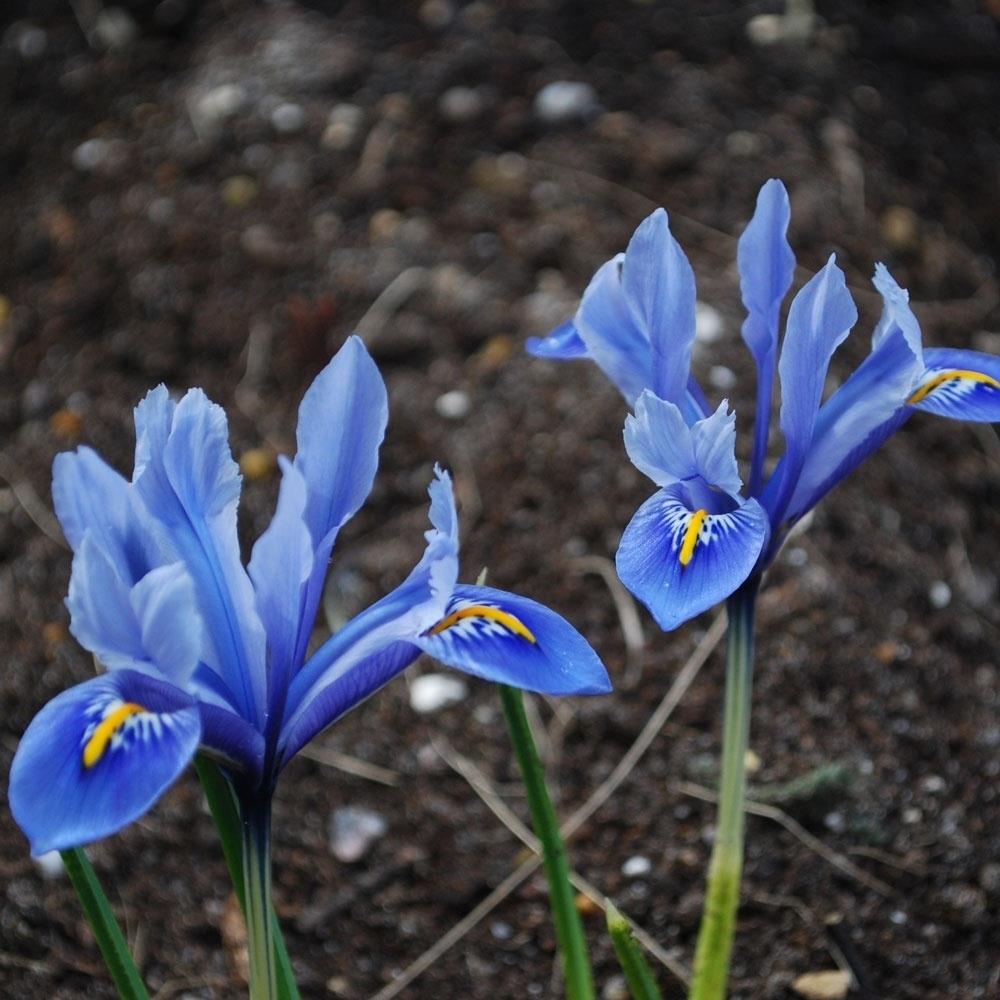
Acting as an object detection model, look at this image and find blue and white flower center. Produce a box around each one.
[908,369,1000,406]
[425,598,536,644]
[80,697,172,768]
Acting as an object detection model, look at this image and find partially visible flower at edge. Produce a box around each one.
[9,336,611,856]
[528,179,1000,630]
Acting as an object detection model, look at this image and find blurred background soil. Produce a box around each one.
[1,1,999,997]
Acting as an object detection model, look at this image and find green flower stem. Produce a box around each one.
[499,684,595,1000]
[241,796,276,1000]
[689,583,758,1000]
[194,757,299,1000]
[59,846,150,1000]
[606,903,662,1000]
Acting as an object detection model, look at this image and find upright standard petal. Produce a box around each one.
[769,256,858,522]
[133,388,267,726]
[616,485,770,631]
[248,458,313,714]
[9,670,200,855]
[907,348,1000,422]
[621,209,697,409]
[525,320,589,359]
[738,180,795,366]
[574,255,653,404]
[779,327,917,524]
[291,336,389,666]
[414,584,611,695]
[779,267,925,524]
[278,467,459,759]
[737,179,795,493]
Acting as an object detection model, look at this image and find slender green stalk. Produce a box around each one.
[499,684,595,1000]
[241,796,277,1000]
[689,583,758,1000]
[195,758,299,1000]
[606,904,662,1000]
[59,847,150,1000]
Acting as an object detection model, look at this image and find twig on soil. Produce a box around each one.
[750,893,859,981]
[353,267,428,347]
[846,845,928,879]
[674,781,895,897]
[569,555,646,688]
[562,612,726,840]
[298,743,401,787]
[432,737,690,984]
[369,613,724,999]
[0,452,66,548]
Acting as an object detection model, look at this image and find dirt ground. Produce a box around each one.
[1,2,999,997]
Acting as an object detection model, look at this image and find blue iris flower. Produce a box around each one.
[10,337,610,856]
[529,179,1000,631]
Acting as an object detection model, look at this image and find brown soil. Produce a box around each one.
[1,2,998,998]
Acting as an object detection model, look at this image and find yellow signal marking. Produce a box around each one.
[427,605,537,644]
[907,369,1000,406]
[82,703,145,769]
[679,509,709,568]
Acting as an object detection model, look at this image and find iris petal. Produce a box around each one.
[625,393,741,496]
[248,458,313,709]
[738,179,795,493]
[621,208,697,409]
[52,447,157,582]
[574,255,652,404]
[133,388,267,727]
[292,338,389,672]
[415,584,611,695]
[908,348,1000,422]
[9,670,200,855]
[525,320,589,359]
[781,325,919,523]
[616,485,770,631]
[277,642,421,766]
[769,255,858,522]
[738,179,795,368]
[278,467,459,760]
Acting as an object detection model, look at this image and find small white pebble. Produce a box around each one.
[329,806,387,863]
[72,138,111,171]
[921,774,946,794]
[34,851,65,879]
[490,919,513,940]
[93,7,138,51]
[410,673,468,713]
[435,389,472,421]
[621,855,652,878]
[195,83,246,125]
[534,81,597,124]
[928,580,951,609]
[823,811,846,833]
[708,365,737,390]
[695,301,724,342]
[890,909,908,925]
[438,86,483,123]
[902,807,923,825]
[271,102,305,134]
